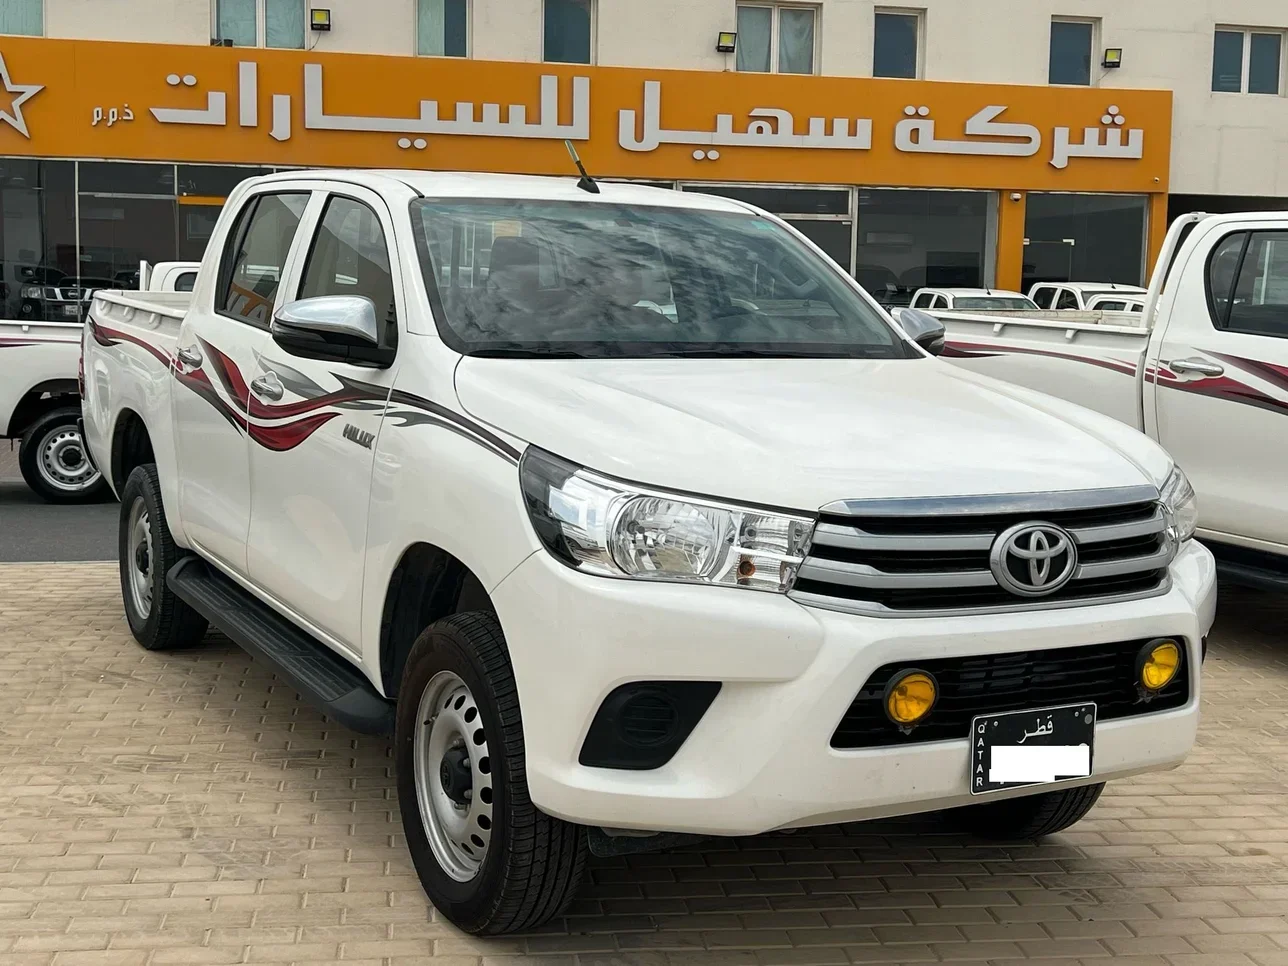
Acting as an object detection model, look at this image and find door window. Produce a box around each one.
[174,271,197,292]
[298,195,397,331]
[932,295,948,309]
[1209,230,1288,337]
[1031,286,1054,308]
[911,292,933,308]
[1096,299,1127,311]
[1055,289,1079,309]
[217,192,309,325]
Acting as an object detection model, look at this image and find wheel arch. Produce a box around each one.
[5,379,79,439]
[109,409,155,493]
[379,541,495,701]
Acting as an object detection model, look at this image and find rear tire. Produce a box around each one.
[395,611,586,935]
[118,464,208,651]
[944,782,1105,839]
[18,406,107,504]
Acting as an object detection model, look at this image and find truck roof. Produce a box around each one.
[1054,282,1148,293]
[247,169,752,213]
[917,287,1031,298]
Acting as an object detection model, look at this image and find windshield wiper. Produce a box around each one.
[468,347,597,359]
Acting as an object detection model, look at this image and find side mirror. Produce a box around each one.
[271,295,395,368]
[891,306,946,356]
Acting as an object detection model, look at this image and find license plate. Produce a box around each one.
[970,703,1095,795]
[61,304,80,317]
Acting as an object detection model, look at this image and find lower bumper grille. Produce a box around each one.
[831,638,1190,749]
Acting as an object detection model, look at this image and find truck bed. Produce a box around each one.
[934,311,1151,429]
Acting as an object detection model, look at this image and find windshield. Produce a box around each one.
[953,296,1038,310]
[410,200,914,359]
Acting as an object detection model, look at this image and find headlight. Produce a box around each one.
[1160,465,1198,543]
[20,286,42,299]
[520,447,814,592]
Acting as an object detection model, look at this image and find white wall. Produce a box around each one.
[36,0,1288,196]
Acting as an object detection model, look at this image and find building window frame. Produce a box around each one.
[0,0,43,36]
[1048,16,1098,87]
[416,0,471,58]
[542,0,596,65]
[872,7,924,79]
[1212,26,1284,95]
[735,3,821,76]
[212,0,308,49]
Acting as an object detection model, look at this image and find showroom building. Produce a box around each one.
[0,0,1283,316]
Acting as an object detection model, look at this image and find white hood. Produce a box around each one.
[455,357,1171,510]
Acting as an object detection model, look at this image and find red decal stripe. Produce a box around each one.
[247,411,341,451]
[945,340,1138,377]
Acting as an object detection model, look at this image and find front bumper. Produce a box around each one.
[492,540,1217,837]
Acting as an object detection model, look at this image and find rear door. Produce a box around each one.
[172,189,310,573]
[1151,223,1288,550]
[244,186,403,653]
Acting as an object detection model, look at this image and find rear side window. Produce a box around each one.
[1096,299,1126,311]
[299,195,396,328]
[911,292,933,308]
[217,192,309,325]
[1208,230,1288,338]
[1055,289,1079,309]
[174,271,197,292]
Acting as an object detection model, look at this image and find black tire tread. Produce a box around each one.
[948,782,1105,840]
[398,611,586,935]
[119,465,208,651]
[18,406,107,505]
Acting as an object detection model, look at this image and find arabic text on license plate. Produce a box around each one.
[970,703,1095,795]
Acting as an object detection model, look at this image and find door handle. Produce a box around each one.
[1167,357,1225,377]
[176,345,203,368]
[251,372,284,401]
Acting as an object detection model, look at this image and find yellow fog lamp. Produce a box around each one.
[884,669,938,730]
[1137,639,1182,692]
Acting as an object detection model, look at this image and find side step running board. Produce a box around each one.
[168,557,395,736]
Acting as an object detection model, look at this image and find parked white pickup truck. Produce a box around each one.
[83,170,1214,934]
[939,212,1288,588]
[2,261,200,502]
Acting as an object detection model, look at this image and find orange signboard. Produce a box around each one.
[0,37,1171,192]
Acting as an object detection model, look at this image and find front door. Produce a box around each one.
[173,189,311,572]
[1152,225,1288,551]
[245,188,402,652]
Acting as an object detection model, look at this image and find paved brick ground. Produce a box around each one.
[1,563,1286,965]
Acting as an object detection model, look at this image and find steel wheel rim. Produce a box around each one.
[126,496,154,620]
[37,426,100,492]
[413,670,495,882]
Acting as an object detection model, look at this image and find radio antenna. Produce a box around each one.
[564,140,600,194]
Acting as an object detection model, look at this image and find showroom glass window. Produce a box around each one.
[0,160,76,321]
[0,0,42,35]
[1049,19,1094,85]
[1022,193,1147,292]
[544,0,593,64]
[77,162,181,299]
[419,0,468,56]
[854,189,994,307]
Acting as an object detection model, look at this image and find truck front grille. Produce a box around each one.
[831,637,1191,748]
[790,486,1173,617]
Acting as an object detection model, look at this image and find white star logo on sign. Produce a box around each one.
[0,53,43,138]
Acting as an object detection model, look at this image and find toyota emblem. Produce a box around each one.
[989,522,1078,597]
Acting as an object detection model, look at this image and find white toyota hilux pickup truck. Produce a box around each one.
[83,170,1215,935]
[935,212,1288,590]
[2,261,199,502]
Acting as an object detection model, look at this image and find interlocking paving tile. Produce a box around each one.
[0,564,1286,963]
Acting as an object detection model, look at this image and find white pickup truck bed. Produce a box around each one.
[935,211,1288,583]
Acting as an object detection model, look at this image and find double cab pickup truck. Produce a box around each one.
[938,212,1288,590]
[83,170,1215,934]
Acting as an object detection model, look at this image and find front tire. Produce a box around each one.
[944,782,1105,839]
[118,464,208,651]
[18,407,107,504]
[396,612,586,935]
